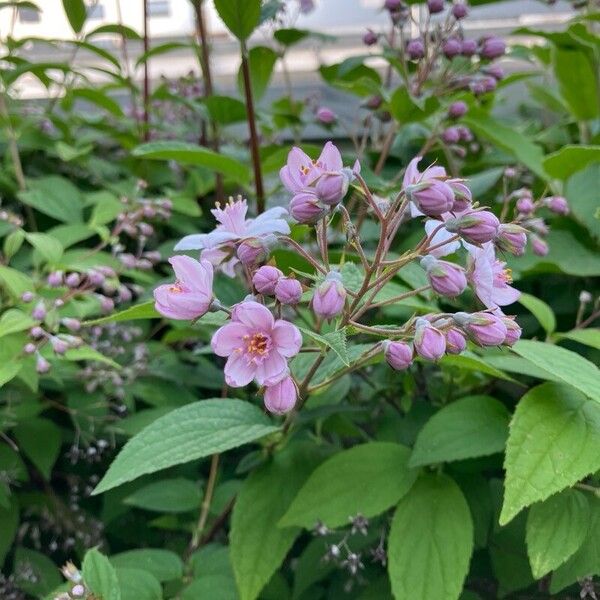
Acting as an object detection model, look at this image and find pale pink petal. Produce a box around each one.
[254,351,287,386]
[318,141,343,171]
[271,320,302,357]
[224,353,256,387]
[402,157,422,188]
[424,220,460,258]
[280,166,302,193]
[211,322,249,356]
[231,301,274,331]
[169,256,212,293]
[211,198,248,235]
[174,233,209,251]
[492,284,521,307]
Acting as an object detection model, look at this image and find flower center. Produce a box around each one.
[169,281,184,293]
[243,332,271,362]
[503,268,513,284]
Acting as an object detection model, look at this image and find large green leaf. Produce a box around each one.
[110,549,183,583]
[410,395,510,467]
[279,442,417,529]
[93,400,279,494]
[543,145,600,179]
[132,141,251,184]
[18,175,83,223]
[388,474,473,600]
[526,489,589,578]
[517,293,556,334]
[62,0,86,33]
[565,162,600,241]
[85,301,160,325]
[237,46,278,103]
[500,382,600,525]
[14,547,62,597]
[83,548,121,600]
[124,477,201,513]
[0,265,34,299]
[214,0,260,41]
[230,444,322,600]
[0,309,34,339]
[0,496,18,566]
[389,86,439,123]
[25,232,64,264]
[116,568,162,600]
[557,328,600,351]
[511,340,600,402]
[13,418,61,479]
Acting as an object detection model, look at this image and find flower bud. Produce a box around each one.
[384,340,413,370]
[461,39,477,56]
[442,126,461,144]
[495,224,527,256]
[445,327,467,354]
[448,101,468,119]
[448,180,472,212]
[62,318,81,332]
[252,265,283,295]
[414,318,446,361]
[23,343,36,354]
[452,2,468,18]
[32,302,46,321]
[445,210,500,244]
[316,107,336,125]
[316,172,349,206]
[289,192,327,224]
[501,316,521,346]
[516,197,534,214]
[529,218,549,236]
[481,76,497,93]
[36,354,51,374]
[51,337,69,355]
[421,255,467,297]
[531,234,549,256]
[139,222,154,237]
[484,64,504,80]
[427,0,444,13]
[65,272,80,288]
[87,270,105,286]
[363,30,378,46]
[47,271,63,287]
[470,80,485,95]
[237,238,269,266]
[454,311,507,346]
[480,36,506,59]
[99,296,114,313]
[71,585,86,598]
[579,291,592,304]
[406,38,425,60]
[366,95,383,110]
[30,326,44,338]
[21,291,34,303]
[264,375,297,415]
[544,195,569,215]
[275,277,302,305]
[312,271,346,320]
[443,38,462,58]
[407,180,455,216]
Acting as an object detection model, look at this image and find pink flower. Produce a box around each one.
[211,301,302,387]
[154,256,213,320]
[421,255,467,297]
[467,242,520,309]
[264,374,298,414]
[454,311,507,346]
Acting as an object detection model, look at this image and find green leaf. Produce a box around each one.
[553,47,599,120]
[203,95,247,125]
[3,228,24,259]
[70,87,124,117]
[135,41,189,67]
[83,548,121,600]
[550,496,600,593]
[410,395,510,467]
[110,549,183,582]
[388,474,473,600]
[93,400,279,494]
[230,444,322,600]
[565,162,600,241]
[439,353,515,382]
[18,176,83,223]
[132,141,251,184]
[463,108,546,180]
[557,328,600,351]
[389,86,439,123]
[526,489,589,578]
[214,0,260,41]
[64,346,121,369]
[13,418,61,479]
[25,232,64,264]
[0,496,19,566]
[182,575,238,600]
[279,442,417,529]
[85,301,160,325]
[511,340,600,402]
[237,46,278,103]
[500,382,600,525]
[14,547,62,597]
[517,293,556,334]
[62,0,86,33]
[85,23,141,39]
[0,265,34,299]
[297,326,349,366]
[0,309,34,339]
[543,145,600,180]
[124,477,201,513]
[116,568,161,600]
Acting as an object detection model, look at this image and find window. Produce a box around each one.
[18,7,40,22]
[148,0,170,17]
[87,3,105,19]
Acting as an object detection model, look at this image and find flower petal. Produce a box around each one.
[318,141,343,171]
[231,301,274,331]
[211,322,249,356]
[272,320,302,357]
[224,353,256,387]
[254,351,287,386]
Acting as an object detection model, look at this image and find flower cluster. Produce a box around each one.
[153,140,563,417]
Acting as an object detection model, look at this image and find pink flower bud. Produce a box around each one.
[366,95,383,110]
[275,277,303,305]
[36,354,51,374]
[452,2,468,18]
[87,270,105,286]
[312,271,346,320]
[385,0,402,10]
[448,180,472,212]
[448,101,468,119]
[65,272,80,288]
[445,327,467,354]
[484,64,504,80]
[264,375,297,415]
[30,326,44,338]
[363,30,378,46]
[289,192,327,224]
[421,255,467,297]
[529,218,549,236]
[501,316,521,346]
[544,195,569,215]
[495,224,527,256]
[531,234,549,256]
[461,39,477,56]
[407,180,455,216]
[316,107,336,125]
[384,341,413,370]
[71,584,86,598]
[480,36,505,59]
[139,222,154,237]
[62,318,81,332]
[427,0,444,13]
[443,38,462,58]
[316,172,349,206]
[119,253,137,269]
[23,343,36,354]
[445,210,500,244]
[237,238,269,266]
[32,302,46,321]
[454,311,507,346]
[481,76,497,93]
[442,126,461,144]
[414,318,446,361]
[118,286,133,303]
[100,296,114,313]
[406,38,425,60]
[252,265,283,295]
[47,271,63,287]
[21,291,34,303]
[516,197,534,214]
[51,337,69,355]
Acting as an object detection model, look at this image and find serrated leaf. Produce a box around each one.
[517,293,556,334]
[18,175,83,223]
[0,265,34,299]
[64,346,121,369]
[511,340,600,402]
[230,444,322,600]
[388,474,473,600]
[297,326,349,366]
[500,382,600,525]
[410,395,510,467]
[83,548,121,600]
[110,549,183,583]
[93,400,279,494]
[543,145,600,179]
[279,442,417,529]
[0,495,19,566]
[526,489,589,578]
[25,232,64,264]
